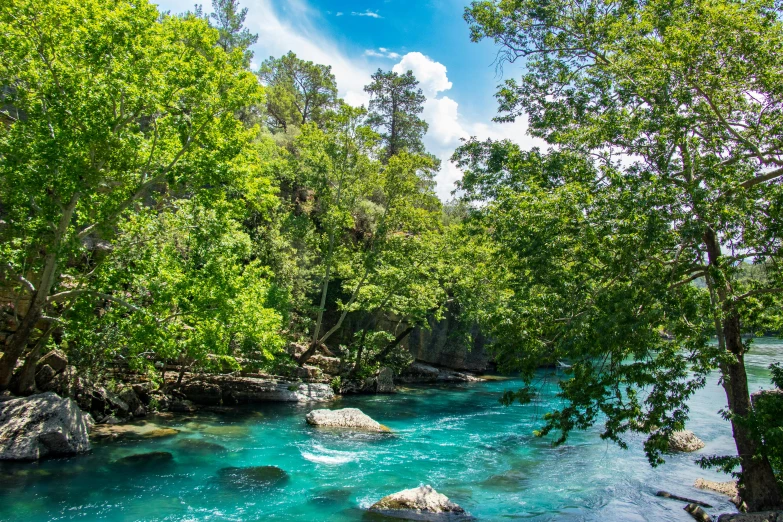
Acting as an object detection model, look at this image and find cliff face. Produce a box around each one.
[403,309,491,372]
[328,303,492,373]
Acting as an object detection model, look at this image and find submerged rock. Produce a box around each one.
[370,485,466,520]
[217,465,288,490]
[175,438,226,453]
[0,392,91,460]
[114,451,174,466]
[668,430,705,452]
[90,421,179,441]
[305,408,390,432]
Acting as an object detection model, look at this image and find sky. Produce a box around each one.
[154,0,544,199]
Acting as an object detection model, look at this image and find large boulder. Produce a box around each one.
[36,349,68,374]
[181,381,222,405]
[694,478,738,497]
[35,364,57,389]
[669,430,705,452]
[305,407,390,432]
[370,485,467,520]
[399,362,481,384]
[186,375,334,404]
[0,392,91,460]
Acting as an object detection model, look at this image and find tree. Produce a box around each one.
[207,0,258,66]
[258,52,339,133]
[364,69,429,161]
[0,0,262,391]
[460,0,783,510]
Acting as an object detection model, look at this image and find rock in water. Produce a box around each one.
[305,408,390,432]
[669,430,705,452]
[0,392,91,460]
[113,451,174,467]
[370,485,466,520]
[694,478,738,498]
[217,466,288,490]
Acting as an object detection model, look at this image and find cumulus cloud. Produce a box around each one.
[152,1,542,200]
[352,10,382,18]
[392,52,452,97]
[390,52,544,199]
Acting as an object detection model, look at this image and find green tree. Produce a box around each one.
[258,52,339,133]
[364,69,429,161]
[0,0,262,391]
[459,0,783,510]
[207,0,258,66]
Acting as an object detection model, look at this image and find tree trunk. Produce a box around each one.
[0,193,78,390]
[371,326,414,365]
[721,313,783,511]
[704,227,783,511]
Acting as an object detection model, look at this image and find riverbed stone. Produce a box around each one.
[370,485,466,520]
[305,407,390,432]
[669,430,705,452]
[0,392,91,460]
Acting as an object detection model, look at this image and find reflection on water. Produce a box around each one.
[0,338,780,521]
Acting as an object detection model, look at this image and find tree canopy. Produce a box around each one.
[458,0,783,510]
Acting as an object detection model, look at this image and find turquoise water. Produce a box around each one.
[0,339,780,522]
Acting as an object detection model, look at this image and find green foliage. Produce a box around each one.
[458,0,783,481]
[365,69,429,161]
[258,52,339,133]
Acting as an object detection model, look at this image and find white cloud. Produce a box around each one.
[336,12,343,16]
[352,10,382,18]
[391,52,545,199]
[392,52,452,98]
[152,1,543,200]
[364,48,401,59]
[154,0,375,107]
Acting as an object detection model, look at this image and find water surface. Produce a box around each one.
[1,339,780,521]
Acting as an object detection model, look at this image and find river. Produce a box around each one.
[0,338,780,521]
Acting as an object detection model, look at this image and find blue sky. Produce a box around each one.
[154,0,542,199]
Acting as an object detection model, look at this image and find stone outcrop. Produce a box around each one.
[370,485,467,520]
[376,367,395,393]
[669,430,705,452]
[309,355,341,375]
[717,513,783,522]
[181,375,334,405]
[398,362,481,384]
[305,407,390,432]
[0,392,91,460]
[37,349,68,374]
